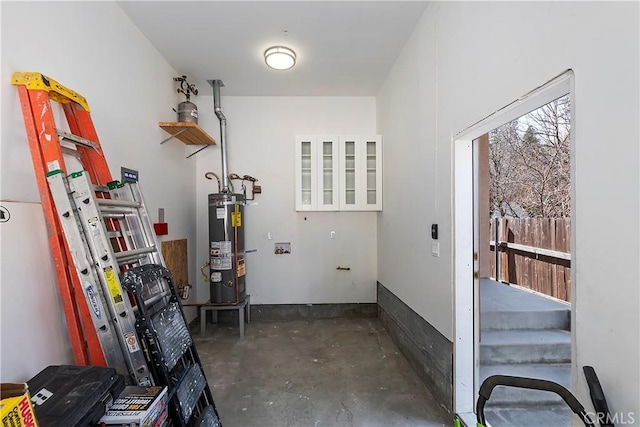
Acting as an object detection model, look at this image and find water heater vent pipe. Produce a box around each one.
[209,79,230,193]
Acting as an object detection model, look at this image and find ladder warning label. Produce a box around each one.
[124,331,140,353]
[47,160,60,173]
[103,266,123,304]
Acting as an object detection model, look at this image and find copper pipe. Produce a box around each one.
[234,221,240,303]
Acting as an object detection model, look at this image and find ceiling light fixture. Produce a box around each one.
[264,46,296,70]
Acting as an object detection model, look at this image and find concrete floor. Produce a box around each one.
[193,317,452,427]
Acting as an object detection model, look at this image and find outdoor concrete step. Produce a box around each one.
[481,309,570,331]
[480,330,571,364]
[479,363,571,405]
[482,402,572,427]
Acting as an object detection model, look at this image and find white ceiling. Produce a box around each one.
[118,1,428,96]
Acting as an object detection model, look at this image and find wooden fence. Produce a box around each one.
[489,218,571,302]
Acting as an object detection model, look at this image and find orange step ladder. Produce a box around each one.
[12,72,113,367]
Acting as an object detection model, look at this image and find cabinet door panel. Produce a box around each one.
[362,136,382,210]
[316,135,340,211]
[295,135,317,211]
[339,136,361,211]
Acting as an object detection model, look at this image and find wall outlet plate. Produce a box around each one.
[274,242,291,254]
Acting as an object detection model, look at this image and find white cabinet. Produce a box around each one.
[295,135,382,211]
[295,135,339,211]
[338,135,382,211]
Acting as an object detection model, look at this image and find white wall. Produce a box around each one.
[377,0,639,419]
[194,96,378,304]
[0,202,72,381]
[0,2,197,381]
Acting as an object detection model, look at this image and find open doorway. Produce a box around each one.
[453,71,574,425]
[476,95,573,426]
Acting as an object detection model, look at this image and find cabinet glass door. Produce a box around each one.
[366,141,377,205]
[295,136,317,211]
[301,140,312,206]
[322,141,333,204]
[362,136,382,210]
[344,140,356,206]
[317,137,342,210]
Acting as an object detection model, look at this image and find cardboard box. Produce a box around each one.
[1,383,38,427]
[100,386,168,427]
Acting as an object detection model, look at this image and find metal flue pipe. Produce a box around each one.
[208,79,230,193]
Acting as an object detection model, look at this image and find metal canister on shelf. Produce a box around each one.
[176,100,198,123]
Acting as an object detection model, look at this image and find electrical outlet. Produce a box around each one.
[267,232,272,240]
[330,231,336,239]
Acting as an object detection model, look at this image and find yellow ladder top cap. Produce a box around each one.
[12,72,90,112]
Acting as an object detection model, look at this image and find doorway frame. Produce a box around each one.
[453,70,575,422]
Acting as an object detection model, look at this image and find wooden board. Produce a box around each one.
[158,121,216,145]
[161,239,188,286]
[489,218,571,301]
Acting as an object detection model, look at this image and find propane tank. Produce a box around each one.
[176,100,198,123]
[173,75,199,123]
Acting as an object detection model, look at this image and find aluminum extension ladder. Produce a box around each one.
[46,169,163,386]
[12,72,221,426]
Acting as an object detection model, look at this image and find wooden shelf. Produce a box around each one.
[158,121,216,145]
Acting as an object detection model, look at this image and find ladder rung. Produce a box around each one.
[132,291,171,312]
[115,247,156,262]
[101,210,135,218]
[56,129,99,149]
[97,198,141,208]
[94,185,111,193]
[145,291,170,308]
[101,213,124,219]
[61,146,81,158]
[101,208,139,217]
[105,231,121,239]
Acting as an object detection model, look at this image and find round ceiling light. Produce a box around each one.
[264,46,296,70]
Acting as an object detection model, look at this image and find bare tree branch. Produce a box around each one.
[489,95,571,218]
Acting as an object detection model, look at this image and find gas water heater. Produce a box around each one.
[207,80,246,304]
[208,192,246,304]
